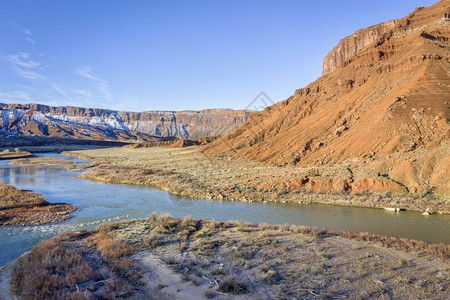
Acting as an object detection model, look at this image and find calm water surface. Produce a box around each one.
[1,153,449,267]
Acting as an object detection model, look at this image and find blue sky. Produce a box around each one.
[0,0,437,111]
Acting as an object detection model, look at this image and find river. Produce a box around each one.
[1,153,449,267]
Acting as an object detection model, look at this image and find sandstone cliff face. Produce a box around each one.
[204,0,450,198]
[0,104,251,141]
[321,4,449,75]
[322,20,397,75]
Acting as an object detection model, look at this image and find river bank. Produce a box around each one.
[67,147,450,214]
[0,150,33,160]
[0,136,130,154]
[0,183,76,226]
[2,215,448,299]
[8,157,73,166]
[2,153,449,269]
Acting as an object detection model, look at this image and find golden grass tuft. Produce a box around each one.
[85,232,135,262]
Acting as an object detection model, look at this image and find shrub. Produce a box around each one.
[179,215,197,232]
[219,274,251,294]
[96,222,119,233]
[143,231,162,248]
[11,239,96,299]
[103,277,132,298]
[85,232,135,262]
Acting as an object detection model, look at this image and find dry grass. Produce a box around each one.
[8,215,450,299]
[0,203,77,226]
[11,238,96,299]
[0,183,77,226]
[11,230,139,299]
[0,183,46,210]
[111,215,450,299]
[68,146,450,213]
[8,157,72,166]
[0,149,33,159]
[85,232,135,262]
[85,232,138,281]
[65,162,100,171]
[328,231,450,261]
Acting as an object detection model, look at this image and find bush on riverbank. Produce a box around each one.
[11,238,96,299]
[11,230,139,299]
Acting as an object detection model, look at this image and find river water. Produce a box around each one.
[1,153,449,267]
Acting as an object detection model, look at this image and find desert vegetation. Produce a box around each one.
[7,155,101,170]
[0,148,33,160]
[11,230,138,299]
[1,2,449,299]
[0,183,76,226]
[9,156,72,166]
[0,183,46,210]
[201,0,450,200]
[0,136,129,153]
[65,161,101,171]
[125,136,219,149]
[7,215,449,299]
[67,146,449,213]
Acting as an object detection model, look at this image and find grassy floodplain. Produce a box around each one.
[67,146,449,213]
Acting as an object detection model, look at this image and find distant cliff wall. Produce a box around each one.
[0,103,251,141]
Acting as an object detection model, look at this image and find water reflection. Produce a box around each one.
[0,166,64,186]
[0,153,449,267]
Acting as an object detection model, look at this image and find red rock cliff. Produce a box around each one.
[0,103,251,141]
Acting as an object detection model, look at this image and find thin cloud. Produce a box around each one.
[76,89,93,98]
[0,90,31,102]
[4,52,45,80]
[75,66,112,101]
[25,36,36,44]
[24,29,35,44]
[6,52,40,68]
[50,82,67,97]
[12,67,45,80]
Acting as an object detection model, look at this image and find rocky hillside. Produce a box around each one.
[0,103,251,141]
[203,0,450,198]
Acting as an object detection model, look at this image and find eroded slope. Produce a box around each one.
[203,0,450,197]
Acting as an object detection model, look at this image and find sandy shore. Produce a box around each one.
[66,146,449,213]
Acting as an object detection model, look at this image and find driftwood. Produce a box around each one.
[75,278,113,291]
[297,288,319,297]
[202,275,219,288]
